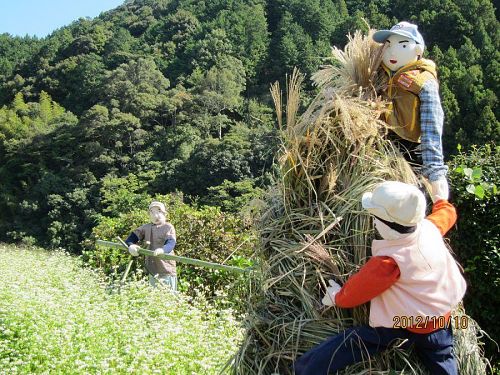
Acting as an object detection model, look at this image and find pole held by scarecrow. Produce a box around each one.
[96,239,251,275]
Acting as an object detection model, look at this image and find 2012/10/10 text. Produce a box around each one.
[392,315,469,329]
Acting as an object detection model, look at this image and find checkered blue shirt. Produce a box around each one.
[419,79,448,181]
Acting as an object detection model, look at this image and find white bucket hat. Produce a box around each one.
[362,181,426,226]
[148,201,166,213]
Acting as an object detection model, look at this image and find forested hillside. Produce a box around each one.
[0,0,498,251]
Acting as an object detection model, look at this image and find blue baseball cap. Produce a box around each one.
[373,22,425,48]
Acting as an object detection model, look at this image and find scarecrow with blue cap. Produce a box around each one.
[373,22,449,203]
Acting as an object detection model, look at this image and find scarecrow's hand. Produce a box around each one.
[153,248,164,256]
[128,244,140,257]
[322,279,342,307]
[430,177,449,202]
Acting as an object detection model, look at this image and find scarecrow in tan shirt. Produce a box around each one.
[125,201,177,290]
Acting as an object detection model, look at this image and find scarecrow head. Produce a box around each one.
[373,22,425,71]
[362,181,426,240]
[148,201,166,225]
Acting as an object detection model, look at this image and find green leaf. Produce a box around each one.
[463,168,473,178]
[457,143,462,152]
[466,184,476,195]
[471,167,483,181]
[474,185,485,199]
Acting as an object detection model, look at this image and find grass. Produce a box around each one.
[0,244,242,374]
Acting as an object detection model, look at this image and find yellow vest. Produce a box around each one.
[382,59,438,142]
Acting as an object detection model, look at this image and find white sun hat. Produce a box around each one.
[148,201,166,213]
[362,181,426,226]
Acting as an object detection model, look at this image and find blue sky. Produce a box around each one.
[0,0,125,38]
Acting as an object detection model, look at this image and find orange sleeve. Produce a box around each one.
[335,256,400,308]
[426,200,457,236]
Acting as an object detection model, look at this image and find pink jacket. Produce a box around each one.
[369,218,466,328]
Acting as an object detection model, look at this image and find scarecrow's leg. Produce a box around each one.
[412,326,457,375]
[294,326,410,375]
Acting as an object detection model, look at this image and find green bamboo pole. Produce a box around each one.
[96,239,250,274]
[120,260,134,282]
[117,238,134,283]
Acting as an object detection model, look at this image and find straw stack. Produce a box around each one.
[230,29,489,374]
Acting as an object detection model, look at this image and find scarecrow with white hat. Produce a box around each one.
[295,181,466,375]
[125,201,178,289]
[373,22,449,203]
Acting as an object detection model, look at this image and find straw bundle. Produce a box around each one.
[230,30,489,374]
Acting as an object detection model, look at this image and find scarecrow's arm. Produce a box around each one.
[163,225,177,254]
[125,224,147,245]
[419,79,448,182]
[426,199,457,236]
[125,232,140,245]
[335,256,400,308]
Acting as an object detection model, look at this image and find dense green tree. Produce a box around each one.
[141,9,201,76]
[102,57,170,121]
[271,0,337,40]
[192,56,246,138]
[147,9,200,48]
[203,178,263,212]
[42,53,106,114]
[0,34,40,77]
[63,19,113,56]
[432,40,499,152]
[190,28,234,71]
[0,91,74,145]
[211,3,270,80]
[0,93,79,246]
[161,123,255,197]
[99,173,152,216]
[128,5,156,36]
[103,27,137,68]
[270,12,318,80]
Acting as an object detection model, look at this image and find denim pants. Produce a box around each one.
[294,325,457,375]
[149,274,177,291]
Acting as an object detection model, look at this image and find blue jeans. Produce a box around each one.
[294,325,457,375]
[149,275,177,291]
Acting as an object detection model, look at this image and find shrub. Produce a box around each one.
[448,144,499,362]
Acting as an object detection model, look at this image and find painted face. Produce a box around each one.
[382,34,422,71]
[149,207,166,225]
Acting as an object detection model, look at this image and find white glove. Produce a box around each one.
[321,279,342,307]
[430,177,449,202]
[128,244,140,256]
[153,248,164,256]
